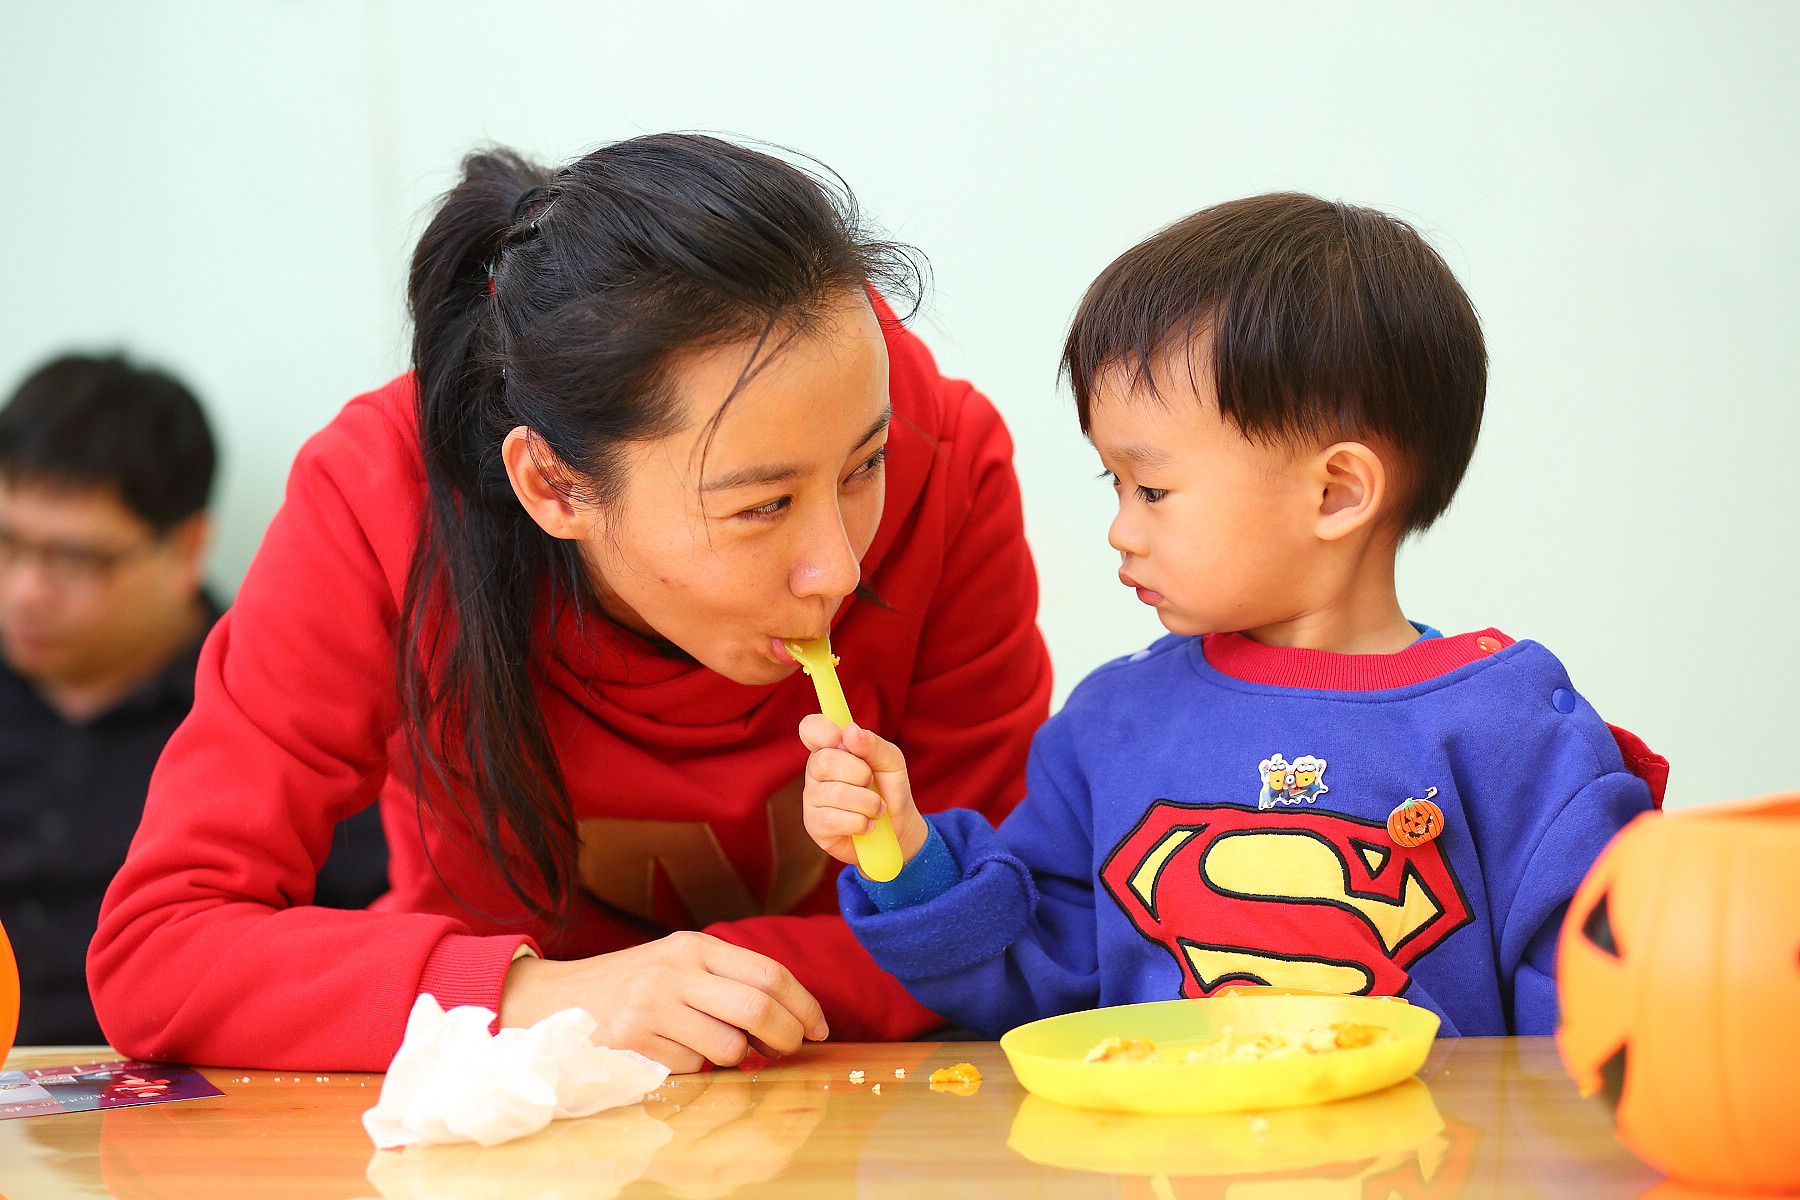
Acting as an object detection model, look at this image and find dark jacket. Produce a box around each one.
[0,598,388,1045]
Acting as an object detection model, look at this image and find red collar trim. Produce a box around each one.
[1200,628,1516,691]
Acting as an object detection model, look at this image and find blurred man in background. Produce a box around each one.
[0,354,387,1045]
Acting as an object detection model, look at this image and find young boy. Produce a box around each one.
[800,193,1665,1037]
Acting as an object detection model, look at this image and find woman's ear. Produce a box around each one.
[1312,441,1387,542]
[502,426,592,541]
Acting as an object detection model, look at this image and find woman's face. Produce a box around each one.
[519,292,891,687]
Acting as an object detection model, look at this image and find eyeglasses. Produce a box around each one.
[0,525,161,588]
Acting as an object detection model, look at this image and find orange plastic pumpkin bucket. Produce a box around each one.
[1557,791,1800,1193]
[0,914,17,1065]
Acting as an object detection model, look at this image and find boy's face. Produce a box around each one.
[1087,363,1326,638]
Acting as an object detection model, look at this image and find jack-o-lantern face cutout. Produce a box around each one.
[1387,797,1444,848]
[1557,791,1800,1193]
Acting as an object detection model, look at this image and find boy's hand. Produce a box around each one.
[798,715,930,872]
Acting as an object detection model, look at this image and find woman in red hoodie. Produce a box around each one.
[87,135,1050,1072]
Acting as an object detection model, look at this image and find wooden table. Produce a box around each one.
[0,1037,1668,1198]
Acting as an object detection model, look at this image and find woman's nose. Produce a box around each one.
[789,517,862,602]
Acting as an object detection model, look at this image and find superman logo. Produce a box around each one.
[1100,802,1473,997]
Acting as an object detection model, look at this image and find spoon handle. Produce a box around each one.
[787,638,905,882]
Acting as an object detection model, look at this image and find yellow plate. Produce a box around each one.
[999,994,1439,1115]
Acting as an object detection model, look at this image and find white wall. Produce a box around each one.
[3,1,1795,807]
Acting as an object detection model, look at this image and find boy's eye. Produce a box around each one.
[1098,470,1120,487]
[1136,486,1168,504]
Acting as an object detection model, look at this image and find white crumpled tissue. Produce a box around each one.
[363,993,670,1150]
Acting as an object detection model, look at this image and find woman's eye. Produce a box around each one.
[1136,486,1168,504]
[739,496,791,521]
[847,446,888,481]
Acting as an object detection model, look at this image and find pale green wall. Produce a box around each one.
[3,2,1795,806]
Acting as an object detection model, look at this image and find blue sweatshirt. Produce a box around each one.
[839,628,1658,1038]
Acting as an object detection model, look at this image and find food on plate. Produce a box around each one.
[1083,1035,1163,1063]
[1183,1021,1393,1063]
[1081,1021,1394,1066]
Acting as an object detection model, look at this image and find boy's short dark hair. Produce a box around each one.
[0,354,217,532]
[1062,193,1486,532]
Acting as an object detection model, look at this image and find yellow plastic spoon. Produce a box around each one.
[785,637,905,882]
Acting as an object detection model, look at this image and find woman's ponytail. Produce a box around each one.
[400,148,576,923]
[409,149,552,494]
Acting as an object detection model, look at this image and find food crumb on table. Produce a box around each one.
[894,1068,906,1078]
[929,1063,982,1096]
[848,1070,865,1083]
[872,1083,881,1095]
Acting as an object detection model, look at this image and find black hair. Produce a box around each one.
[0,354,217,532]
[401,134,921,922]
[1062,193,1486,532]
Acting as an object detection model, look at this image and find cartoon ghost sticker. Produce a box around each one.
[1257,755,1292,809]
[1258,753,1328,809]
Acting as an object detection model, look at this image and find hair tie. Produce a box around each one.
[510,186,551,226]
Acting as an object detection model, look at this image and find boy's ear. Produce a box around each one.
[1311,441,1388,542]
[502,426,595,541]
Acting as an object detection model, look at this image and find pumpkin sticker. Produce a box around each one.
[1387,788,1445,848]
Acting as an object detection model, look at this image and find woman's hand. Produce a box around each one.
[498,931,828,1074]
[798,715,930,870]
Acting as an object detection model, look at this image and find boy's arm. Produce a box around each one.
[1502,770,1653,1033]
[831,718,1101,1039]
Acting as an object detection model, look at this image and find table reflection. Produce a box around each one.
[28,1039,1665,1200]
[365,1075,834,1200]
[1007,1077,1477,1193]
[366,1103,673,1199]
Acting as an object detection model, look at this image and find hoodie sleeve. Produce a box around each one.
[1502,769,1652,1034]
[87,387,535,1071]
[835,713,1099,1039]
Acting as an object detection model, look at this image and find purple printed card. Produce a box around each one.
[0,1060,223,1119]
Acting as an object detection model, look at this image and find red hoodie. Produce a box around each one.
[87,316,1052,1070]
